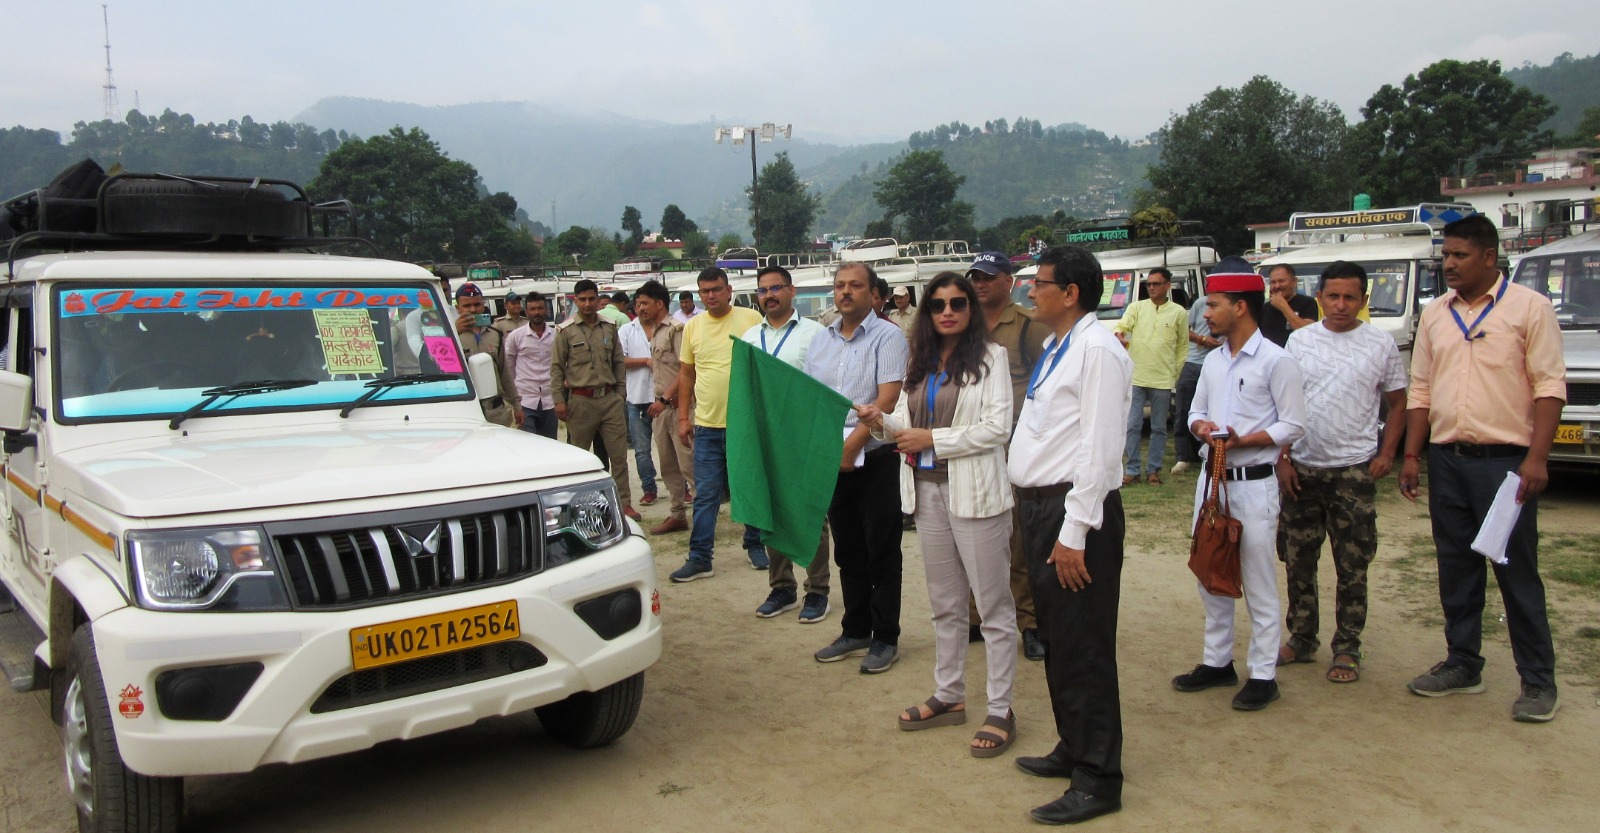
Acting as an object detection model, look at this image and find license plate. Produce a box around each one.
[350,600,520,671]
[1555,424,1585,444]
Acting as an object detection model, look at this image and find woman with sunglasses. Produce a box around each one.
[857,271,1017,757]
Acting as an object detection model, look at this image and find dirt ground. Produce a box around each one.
[3,466,1597,833]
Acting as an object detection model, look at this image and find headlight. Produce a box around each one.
[540,480,625,566]
[127,526,289,611]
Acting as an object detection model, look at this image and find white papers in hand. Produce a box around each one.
[1470,472,1522,566]
[845,427,866,467]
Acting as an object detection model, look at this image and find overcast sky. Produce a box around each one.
[5,0,1597,144]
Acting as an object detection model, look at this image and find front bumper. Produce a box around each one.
[90,536,660,777]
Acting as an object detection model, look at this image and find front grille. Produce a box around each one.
[272,502,543,609]
[310,641,547,713]
[1569,382,1600,408]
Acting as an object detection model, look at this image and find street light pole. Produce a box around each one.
[714,123,792,251]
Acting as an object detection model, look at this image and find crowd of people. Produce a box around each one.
[453,213,1566,825]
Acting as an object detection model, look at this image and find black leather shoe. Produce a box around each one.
[1029,789,1122,825]
[1022,628,1046,662]
[1231,678,1280,711]
[1171,662,1238,692]
[1016,753,1073,779]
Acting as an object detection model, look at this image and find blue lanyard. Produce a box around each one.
[1449,277,1508,342]
[1027,333,1071,400]
[760,319,797,357]
[924,371,946,428]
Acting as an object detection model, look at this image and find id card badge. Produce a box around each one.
[916,449,936,470]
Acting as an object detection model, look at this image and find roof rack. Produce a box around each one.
[1052,218,1216,253]
[3,167,377,275]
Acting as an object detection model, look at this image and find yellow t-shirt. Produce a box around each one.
[681,306,762,428]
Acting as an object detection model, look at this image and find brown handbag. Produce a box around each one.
[1188,437,1244,598]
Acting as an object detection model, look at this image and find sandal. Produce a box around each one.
[1276,639,1316,667]
[1121,474,1137,487]
[1327,653,1361,684]
[970,710,1015,758]
[1147,473,1163,486]
[899,697,967,731]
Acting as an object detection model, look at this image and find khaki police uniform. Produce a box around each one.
[551,316,633,507]
[456,324,516,427]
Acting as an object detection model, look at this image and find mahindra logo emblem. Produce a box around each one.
[397,523,443,558]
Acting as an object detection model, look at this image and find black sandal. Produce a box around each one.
[898,697,967,731]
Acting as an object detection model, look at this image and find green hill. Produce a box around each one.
[1506,51,1600,137]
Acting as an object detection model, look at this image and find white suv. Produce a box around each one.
[0,170,661,833]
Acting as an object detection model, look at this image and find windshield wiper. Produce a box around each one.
[339,373,460,418]
[169,379,318,430]
[1367,306,1402,315]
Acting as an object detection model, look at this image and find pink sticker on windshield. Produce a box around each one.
[423,336,464,373]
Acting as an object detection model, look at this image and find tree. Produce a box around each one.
[716,233,743,253]
[681,230,713,258]
[620,205,644,255]
[863,218,893,238]
[872,150,973,241]
[553,225,593,259]
[1146,75,1355,253]
[748,151,821,253]
[1353,59,1555,205]
[309,126,522,262]
[660,204,697,239]
[1556,105,1600,147]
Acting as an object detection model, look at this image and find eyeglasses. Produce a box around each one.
[925,296,970,314]
[1034,279,1069,289]
[755,284,791,296]
[1146,281,1169,288]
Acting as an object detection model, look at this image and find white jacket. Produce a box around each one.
[872,342,1014,519]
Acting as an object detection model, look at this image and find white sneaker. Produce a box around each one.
[1171,462,1191,474]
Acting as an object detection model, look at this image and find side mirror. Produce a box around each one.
[0,371,32,433]
[466,352,498,401]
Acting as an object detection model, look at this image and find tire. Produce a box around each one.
[534,672,645,748]
[63,625,183,833]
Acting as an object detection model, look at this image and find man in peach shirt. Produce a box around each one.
[1398,214,1566,722]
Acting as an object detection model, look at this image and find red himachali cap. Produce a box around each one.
[1206,256,1264,293]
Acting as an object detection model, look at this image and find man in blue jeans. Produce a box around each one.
[617,308,659,504]
[1112,267,1187,486]
[671,267,765,581]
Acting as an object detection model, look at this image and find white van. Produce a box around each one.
[1511,227,1600,466]
[0,169,661,833]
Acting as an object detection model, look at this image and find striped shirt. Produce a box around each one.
[803,314,909,451]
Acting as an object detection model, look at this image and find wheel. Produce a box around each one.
[107,361,194,392]
[63,625,183,833]
[534,672,644,748]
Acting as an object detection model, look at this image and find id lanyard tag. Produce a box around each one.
[916,448,936,470]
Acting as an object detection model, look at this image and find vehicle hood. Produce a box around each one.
[52,422,603,519]
[1561,329,1600,372]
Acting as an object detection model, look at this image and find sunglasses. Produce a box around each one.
[925,296,970,314]
[755,284,791,296]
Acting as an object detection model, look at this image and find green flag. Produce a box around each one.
[727,337,851,566]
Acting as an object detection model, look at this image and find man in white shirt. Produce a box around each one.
[503,292,558,438]
[1277,260,1407,683]
[1007,246,1132,826]
[618,303,660,505]
[1178,257,1307,711]
[672,291,701,324]
[885,285,917,334]
[741,266,832,624]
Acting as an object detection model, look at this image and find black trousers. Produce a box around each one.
[1020,489,1124,800]
[1428,446,1556,689]
[829,447,904,644]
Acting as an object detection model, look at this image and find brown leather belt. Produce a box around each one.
[568,385,615,398]
[1015,482,1073,501]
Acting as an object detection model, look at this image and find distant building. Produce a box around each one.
[1439,148,1600,252]
[637,238,686,258]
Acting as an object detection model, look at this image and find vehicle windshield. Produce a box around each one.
[1011,277,1036,309]
[53,282,472,423]
[1277,260,1411,317]
[1095,272,1138,320]
[1514,250,1600,329]
[794,288,834,320]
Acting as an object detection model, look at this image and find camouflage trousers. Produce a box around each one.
[1275,461,1377,657]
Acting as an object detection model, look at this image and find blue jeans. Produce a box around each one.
[520,407,558,439]
[1124,386,1171,477]
[626,402,657,494]
[688,426,763,565]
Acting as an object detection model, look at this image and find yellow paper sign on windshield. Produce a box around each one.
[313,309,386,374]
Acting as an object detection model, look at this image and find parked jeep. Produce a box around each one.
[0,164,661,833]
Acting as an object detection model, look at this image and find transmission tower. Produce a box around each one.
[101,4,119,120]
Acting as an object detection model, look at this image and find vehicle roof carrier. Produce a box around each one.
[2,159,372,270]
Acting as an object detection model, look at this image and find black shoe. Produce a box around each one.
[1232,678,1281,711]
[1172,662,1238,692]
[1029,789,1122,825]
[1015,752,1072,779]
[1022,628,1046,662]
[969,624,983,643]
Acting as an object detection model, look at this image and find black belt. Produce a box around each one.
[1015,482,1073,501]
[863,445,898,461]
[1207,464,1274,482]
[1435,442,1526,459]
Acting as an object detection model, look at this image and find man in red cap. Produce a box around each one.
[1174,256,1307,711]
